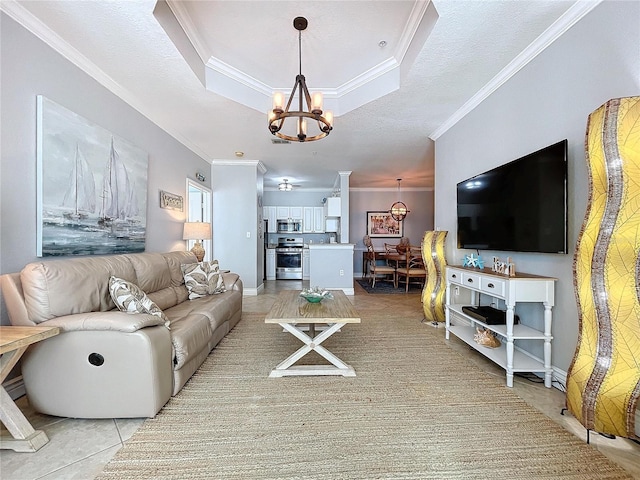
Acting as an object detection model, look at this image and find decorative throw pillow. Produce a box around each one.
[109,276,170,328]
[181,260,226,300]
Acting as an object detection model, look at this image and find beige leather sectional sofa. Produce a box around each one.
[1,251,242,419]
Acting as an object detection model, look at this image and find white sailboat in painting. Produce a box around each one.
[98,137,144,240]
[99,137,135,226]
[62,144,96,221]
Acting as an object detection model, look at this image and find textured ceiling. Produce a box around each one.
[4,0,581,189]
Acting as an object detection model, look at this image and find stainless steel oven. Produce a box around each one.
[276,237,303,280]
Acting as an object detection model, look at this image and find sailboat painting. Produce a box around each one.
[37,96,148,256]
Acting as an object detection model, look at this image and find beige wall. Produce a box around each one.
[349,188,434,275]
[434,1,640,376]
[0,14,210,324]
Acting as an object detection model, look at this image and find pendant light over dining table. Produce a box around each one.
[390,178,410,221]
[268,17,333,142]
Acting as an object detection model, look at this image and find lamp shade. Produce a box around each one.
[183,222,211,240]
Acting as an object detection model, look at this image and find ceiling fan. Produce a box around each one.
[278,179,300,191]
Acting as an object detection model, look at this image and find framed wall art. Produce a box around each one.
[36,95,148,257]
[366,211,403,238]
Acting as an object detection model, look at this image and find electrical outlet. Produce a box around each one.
[339,269,344,276]
[246,232,251,238]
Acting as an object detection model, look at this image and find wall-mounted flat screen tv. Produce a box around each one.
[456,139,568,254]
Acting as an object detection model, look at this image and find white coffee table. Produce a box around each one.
[265,290,361,377]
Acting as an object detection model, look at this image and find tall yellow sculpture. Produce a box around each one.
[421,231,448,322]
[566,96,640,440]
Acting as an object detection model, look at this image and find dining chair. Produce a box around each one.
[396,245,427,292]
[363,235,373,279]
[397,236,410,254]
[367,244,396,288]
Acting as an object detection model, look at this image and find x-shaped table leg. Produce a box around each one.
[269,322,356,377]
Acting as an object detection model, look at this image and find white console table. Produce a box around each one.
[445,266,556,388]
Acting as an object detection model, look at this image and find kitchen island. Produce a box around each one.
[308,243,354,294]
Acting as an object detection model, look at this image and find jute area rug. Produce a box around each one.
[98,312,632,479]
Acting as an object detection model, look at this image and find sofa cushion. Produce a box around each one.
[164,290,238,333]
[168,314,212,369]
[109,276,170,327]
[126,253,172,295]
[151,251,195,309]
[162,251,198,287]
[181,261,225,300]
[147,287,179,311]
[21,255,136,323]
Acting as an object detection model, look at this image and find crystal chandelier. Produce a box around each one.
[268,17,333,142]
[390,178,410,221]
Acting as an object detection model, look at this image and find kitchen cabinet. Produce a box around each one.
[303,207,325,233]
[302,249,310,280]
[445,266,556,388]
[276,206,303,220]
[264,206,277,233]
[276,207,289,219]
[313,207,325,232]
[324,197,341,217]
[325,218,339,232]
[303,207,314,233]
[290,206,303,220]
[266,248,276,280]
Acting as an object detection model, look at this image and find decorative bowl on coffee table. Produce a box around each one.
[299,287,333,303]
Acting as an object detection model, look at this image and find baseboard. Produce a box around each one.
[552,366,568,390]
[3,376,26,401]
[516,348,568,391]
[243,287,260,296]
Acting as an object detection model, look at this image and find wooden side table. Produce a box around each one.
[0,325,60,452]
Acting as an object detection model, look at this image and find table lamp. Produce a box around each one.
[183,222,211,262]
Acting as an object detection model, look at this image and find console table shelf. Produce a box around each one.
[445,266,557,388]
[448,324,546,372]
[447,305,548,339]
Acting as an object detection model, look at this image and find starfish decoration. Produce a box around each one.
[463,253,484,269]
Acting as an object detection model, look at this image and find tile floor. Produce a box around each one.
[1,280,639,479]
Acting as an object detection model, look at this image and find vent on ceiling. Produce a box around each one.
[271,138,291,144]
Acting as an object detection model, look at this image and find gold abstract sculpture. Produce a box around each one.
[421,231,448,322]
[566,96,640,440]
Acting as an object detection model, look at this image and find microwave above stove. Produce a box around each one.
[277,219,302,233]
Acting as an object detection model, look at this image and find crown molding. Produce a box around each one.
[211,159,267,174]
[335,58,399,97]
[264,187,335,193]
[1,0,211,162]
[162,0,434,118]
[429,0,604,140]
[395,0,432,64]
[165,0,209,63]
[350,187,433,192]
[206,57,274,97]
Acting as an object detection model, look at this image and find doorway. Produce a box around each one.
[186,179,212,261]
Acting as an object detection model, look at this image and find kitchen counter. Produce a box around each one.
[308,243,354,294]
[307,243,353,249]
